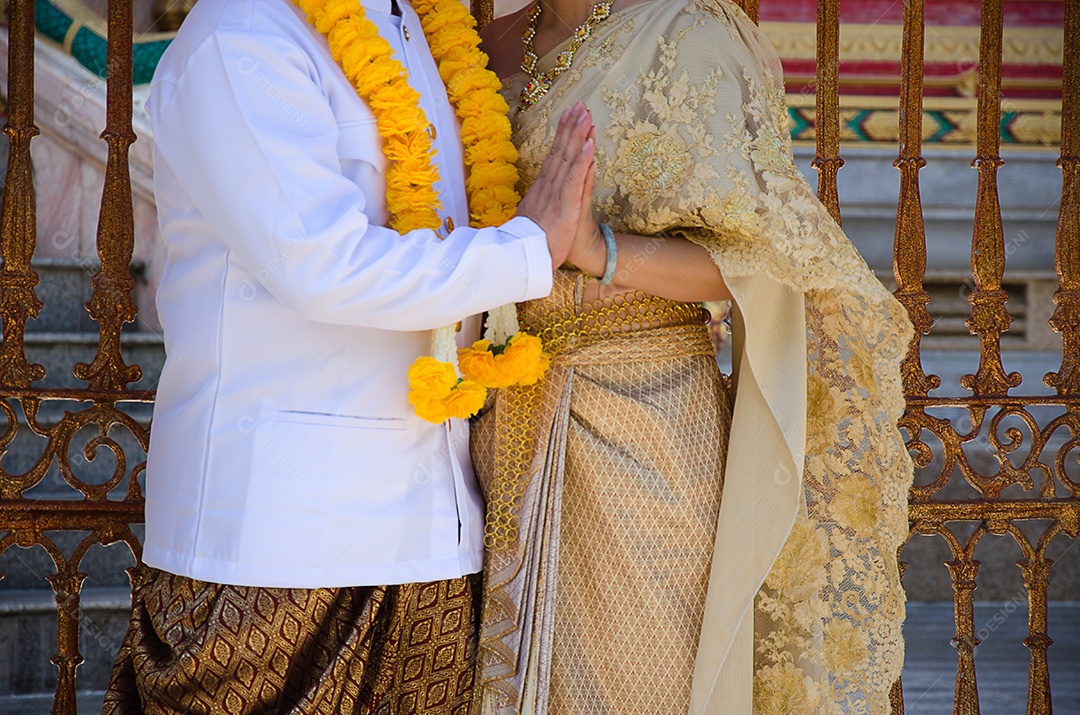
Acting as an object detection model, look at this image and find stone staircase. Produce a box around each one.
[0,258,164,709]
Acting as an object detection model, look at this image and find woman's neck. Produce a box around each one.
[536,0,598,35]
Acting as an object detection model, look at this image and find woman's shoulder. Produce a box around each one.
[479,7,532,80]
[621,0,752,42]
[646,0,770,64]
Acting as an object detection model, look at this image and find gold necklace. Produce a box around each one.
[518,1,614,114]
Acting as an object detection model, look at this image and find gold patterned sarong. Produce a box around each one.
[472,273,731,714]
[103,565,477,715]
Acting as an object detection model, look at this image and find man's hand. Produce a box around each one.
[515,101,596,270]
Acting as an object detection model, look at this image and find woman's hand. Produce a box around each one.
[515,101,597,270]
[565,127,608,279]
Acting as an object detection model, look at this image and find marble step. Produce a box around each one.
[19,258,149,335]
[0,601,1075,712]
[0,588,132,700]
[20,331,164,392]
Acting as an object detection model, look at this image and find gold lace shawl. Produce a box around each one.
[505,1,916,713]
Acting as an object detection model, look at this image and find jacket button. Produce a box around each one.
[444,216,455,233]
[427,124,437,140]
[403,26,411,41]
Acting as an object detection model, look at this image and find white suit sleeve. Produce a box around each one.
[149,29,553,331]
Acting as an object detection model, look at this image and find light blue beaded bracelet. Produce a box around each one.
[599,223,618,285]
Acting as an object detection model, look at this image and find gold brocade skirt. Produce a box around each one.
[472,274,731,715]
[103,566,478,715]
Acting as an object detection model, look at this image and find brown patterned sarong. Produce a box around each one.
[103,565,478,715]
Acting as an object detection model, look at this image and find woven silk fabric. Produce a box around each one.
[478,1,916,713]
[103,566,478,714]
[549,322,730,714]
[472,272,730,714]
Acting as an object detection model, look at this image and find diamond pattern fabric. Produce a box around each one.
[472,271,731,714]
[103,566,477,714]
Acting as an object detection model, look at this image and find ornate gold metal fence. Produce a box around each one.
[1,0,148,711]
[0,0,1073,713]
[797,0,1077,712]
[784,0,1078,712]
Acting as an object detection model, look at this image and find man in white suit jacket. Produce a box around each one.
[103,0,595,711]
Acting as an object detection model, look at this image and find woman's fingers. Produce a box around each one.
[560,105,592,170]
[580,155,596,218]
[561,135,595,206]
[542,103,585,182]
[547,106,574,162]
[564,158,604,276]
[540,107,588,198]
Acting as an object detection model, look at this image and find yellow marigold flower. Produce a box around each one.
[297,0,327,15]
[442,44,486,65]
[337,47,376,75]
[436,52,487,84]
[460,114,512,146]
[429,31,480,61]
[444,380,488,419]
[467,163,519,193]
[373,105,429,136]
[409,392,451,424]
[327,18,366,45]
[407,356,458,398]
[459,341,514,389]
[465,138,518,166]
[354,62,403,96]
[370,88,424,116]
[396,212,442,232]
[497,334,550,386]
[447,67,502,98]
[470,186,520,226]
[334,29,380,60]
[387,175,439,199]
[460,336,551,389]
[421,1,472,34]
[510,353,550,386]
[315,0,357,32]
[457,92,511,119]
[383,130,435,159]
[432,28,480,54]
[473,183,521,207]
[472,204,513,228]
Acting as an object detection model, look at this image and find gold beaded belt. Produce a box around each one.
[520,291,714,364]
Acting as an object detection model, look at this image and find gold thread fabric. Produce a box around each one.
[472,273,730,714]
[549,334,729,714]
[103,565,478,715]
[480,1,916,713]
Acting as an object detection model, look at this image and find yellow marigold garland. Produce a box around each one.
[295,0,548,423]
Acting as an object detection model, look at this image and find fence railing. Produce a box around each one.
[1,0,148,711]
[0,0,1074,713]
